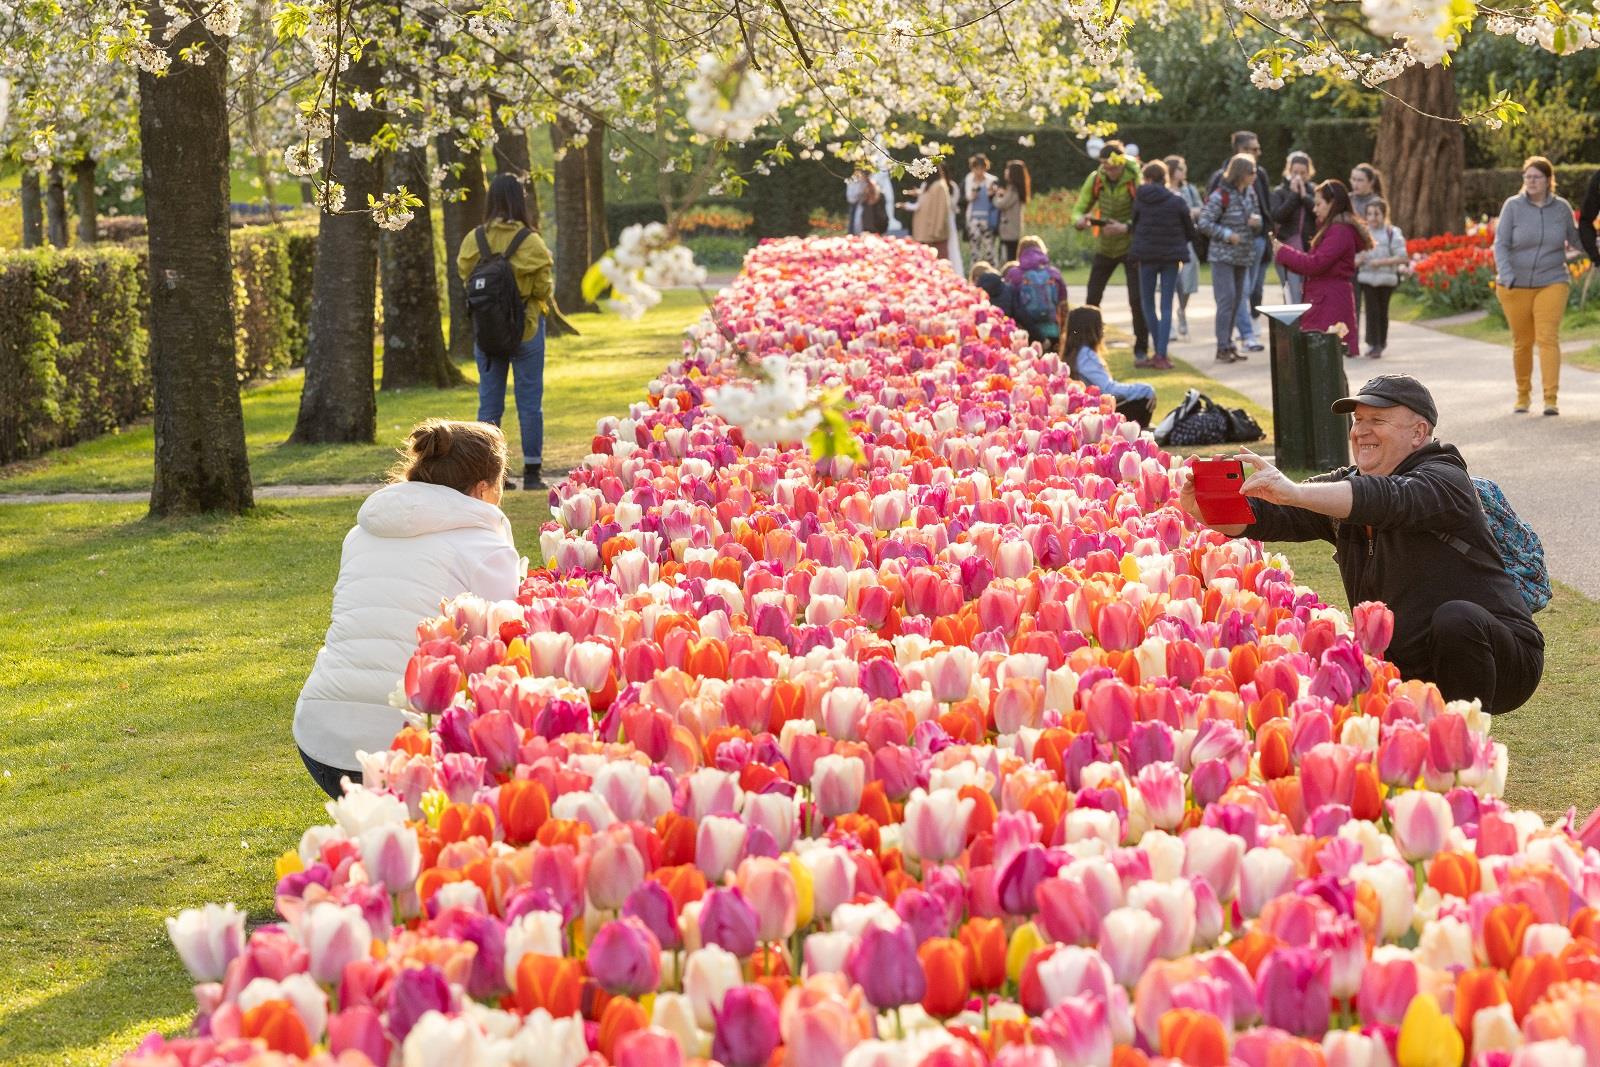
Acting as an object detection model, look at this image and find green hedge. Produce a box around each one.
[0,224,317,465]
[1462,165,1600,220]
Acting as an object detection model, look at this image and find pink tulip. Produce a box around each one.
[713,985,782,1067]
[811,754,865,818]
[1037,876,1098,945]
[1352,601,1394,656]
[696,815,747,881]
[1300,742,1360,813]
[1238,847,1297,919]
[1182,826,1244,901]
[585,824,646,910]
[404,654,461,716]
[165,903,247,983]
[735,857,799,943]
[781,974,871,1067]
[1257,945,1332,1038]
[1094,600,1142,652]
[1127,880,1197,959]
[1389,790,1453,861]
[327,1004,389,1064]
[1136,761,1185,832]
[902,788,975,863]
[1084,679,1135,744]
[1098,906,1162,986]
[1377,722,1429,788]
[1427,712,1474,774]
[613,1028,686,1067]
[299,901,372,985]
[1035,994,1113,1067]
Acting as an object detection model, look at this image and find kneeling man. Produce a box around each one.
[1179,374,1543,714]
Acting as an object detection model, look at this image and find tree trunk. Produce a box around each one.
[437,108,487,361]
[1374,66,1464,238]
[585,124,608,255]
[19,169,43,248]
[290,45,384,444]
[46,163,68,247]
[138,11,253,516]
[490,94,531,177]
[381,143,461,389]
[73,158,98,244]
[551,119,595,313]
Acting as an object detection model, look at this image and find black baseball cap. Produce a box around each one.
[1331,374,1438,426]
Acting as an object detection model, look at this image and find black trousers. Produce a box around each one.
[1116,394,1157,428]
[1001,239,1019,263]
[300,747,363,799]
[1420,601,1544,714]
[1086,253,1149,355]
[1360,284,1395,347]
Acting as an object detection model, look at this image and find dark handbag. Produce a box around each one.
[1223,407,1265,443]
[1155,389,1228,446]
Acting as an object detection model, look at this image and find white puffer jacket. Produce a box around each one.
[293,481,521,769]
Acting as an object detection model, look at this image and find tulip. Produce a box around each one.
[389,964,453,1042]
[781,974,872,1067]
[587,916,663,996]
[499,779,551,845]
[1484,902,1535,971]
[327,1004,389,1064]
[1352,601,1395,656]
[514,953,582,1018]
[734,856,800,944]
[613,1028,687,1067]
[799,846,857,922]
[696,814,747,881]
[1397,993,1465,1067]
[1513,1040,1587,1067]
[918,937,971,1018]
[960,917,1007,991]
[812,754,866,818]
[405,654,461,716]
[846,921,927,1010]
[1098,906,1161,987]
[1035,994,1112,1067]
[624,879,681,951]
[903,788,976,862]
[1181,826,1244,901]
[239,998,315,1058]
[1037,876,1098,946]
[165,902,247,983]
[359,823,422,893]
[299,901,372,986]
[713,984,781,1067]
[699,886,760,958]
[1159,1008,1228,1067]
[684,944,743,1028]
[1135,761,1185,832]
[1257,945,1332,1038]
[587,824,647,909]
[1238,847,1297,920]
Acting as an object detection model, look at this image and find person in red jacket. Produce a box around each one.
[1270,179,1373,357]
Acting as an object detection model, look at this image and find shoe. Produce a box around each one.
[1177,324,1189,340]
[1544,406,1560,416]
[1243,339,1265,352]
[1345,351,1359,359]
[1214,348,1238,363]
[1231,350,1249,361]
[502,476,519,492]
[523,463,547,489]
[1151,357,1174,370]
[1367,347,1383,359]
[1514,403,1530,413]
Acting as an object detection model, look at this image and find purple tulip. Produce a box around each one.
[434,909,507,1001]
[586,916,662,996]
[893,889,948,946]
[698,886,759,957]
[622,880,681,951]
[711,984,781,1067]
[845,921,926,1010]
[387,964,452,1041]
[1257,945,1332,1038]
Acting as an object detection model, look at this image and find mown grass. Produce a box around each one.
[0,290,709,495]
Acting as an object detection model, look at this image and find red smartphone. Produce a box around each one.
[1191,457,1256,526]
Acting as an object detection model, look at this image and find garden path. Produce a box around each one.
[1095,282,1600,598]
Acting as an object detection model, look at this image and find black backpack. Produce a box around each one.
[1153,388,1265,447]
[466,226,531,362]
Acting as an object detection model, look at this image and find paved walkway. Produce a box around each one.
[1094,281,1600,598]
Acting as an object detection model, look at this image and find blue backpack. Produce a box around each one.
[1015,267,1061,338]
[1439,478,1551,613]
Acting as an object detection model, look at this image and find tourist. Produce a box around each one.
[1074,141,1150,365]
[970,260,1016,320]
[1348,163,1385,323]
[293,419,522,797]
[857,178,889,235]
[1177,375,1543,714]
[1494,156,1582,415]
[1129,158,1196,369]
[1197,153,1263,364]
[993,160,1031,263]
[908,163,963,273]
[456,173,554,490]
[1270,151,1318,304]
[1355,197,1407,358]
[1208,131,1273,351]
[1002,235,1070,348]
[964,154,1001,267]
[1165,154,1203,340]
[1063,305,1158,427]
[1270,178,1369,358]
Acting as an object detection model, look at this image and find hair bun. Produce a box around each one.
[410,421,453,462]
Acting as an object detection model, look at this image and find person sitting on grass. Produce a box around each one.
[1063,305,1157,429]
[1002,235,1070,348]
[1176,374,1543,714]
[293,419,523,798]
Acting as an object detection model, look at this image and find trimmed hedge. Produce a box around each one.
[1462,165,1600,220]
[0,224,317,465]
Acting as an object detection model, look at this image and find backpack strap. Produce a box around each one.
[474,226,491,261]
[504,227,532,260]
[1435,529,1505,567]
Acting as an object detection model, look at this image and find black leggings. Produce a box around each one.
[300,747,363,799]
[1420,600,1544,714]
[1360,283,1395,347]
[1086,253,1149,354]
[1001,239,1019,263]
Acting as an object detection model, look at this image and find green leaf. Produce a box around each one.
[581,261,612,304]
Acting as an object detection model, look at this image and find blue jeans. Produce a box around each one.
[1234,237,1267,341]
[475,316,545,465]
[1138,261,1180,358]
[1276,262,1305,304]
[1213,263,1250,351]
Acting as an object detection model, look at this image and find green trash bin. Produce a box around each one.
[1261,304,1351,471]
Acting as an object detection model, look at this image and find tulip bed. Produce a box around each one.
[124,237,1600,1067]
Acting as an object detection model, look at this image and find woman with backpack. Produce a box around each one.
[1130,158,1196,371]
[1165,155,1202,341]
[993,160,1031,263]
[1270,178,1372,358]
[1355,196,1407,358]
[456,174,555,490]
[964,154,1001,267]
[1002,235,1070,348]
[1062,305,1157,428]
[1197,153,1263,364]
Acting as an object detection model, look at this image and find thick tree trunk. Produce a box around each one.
[73,158,98,244]
[19,169,43,248]
[1374,66,1464,238]
[490,95,531,177]
[381,143,461,389]
[585,124,608,256]
[437,110,487,361]
[290,46,384,444]
[551,119,595,313]
[138,11,253,515]
[46,163,68,247]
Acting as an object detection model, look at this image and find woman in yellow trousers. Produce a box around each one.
[1493,156,1581,415]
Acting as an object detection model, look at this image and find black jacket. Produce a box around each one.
[1579,169,1600,264]
[1129,183,1197,264]
[1242,442,1542,681]
[1270,180,1317,246]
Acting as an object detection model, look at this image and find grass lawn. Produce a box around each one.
[1391,288,1600,375]
[0,290,709,495]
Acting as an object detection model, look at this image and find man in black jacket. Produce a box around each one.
[1177,374,1544,714]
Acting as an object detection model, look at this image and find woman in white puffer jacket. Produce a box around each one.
[294,419,523,797]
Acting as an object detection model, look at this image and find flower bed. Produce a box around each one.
[123,237,1600,1067]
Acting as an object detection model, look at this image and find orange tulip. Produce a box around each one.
[239,999,313,1058]
[416,865,463,907]
[989,1018,1031,1054]
[1248,687,1287,731]
[1227,929,1282,979]
[1570,907,1600,944]
[1351,761,1382,822]
[499,779,550,845]
[1508,954,1566,1023]
[858,780,895,827]
[1257,718,1293,780]
[597,995,647,1061]
[1112,1047,1152,1067]
[390,725,434,756]
[537,817,592,850]
[1427,851,1482,899]
[516,953,584,1017]
[960,784,997,842]
[918,938,972,1019]
[959,917,1007,991]
[1159,1008,1229,1067]
[438,802,497,846]
[1453,966,1509,1037]
[655,811,698,868]
[1484,902,1536,972]
[832,813,882,854]
[650,863,708,914]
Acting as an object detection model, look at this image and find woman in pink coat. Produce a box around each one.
[1271,179,1373,356]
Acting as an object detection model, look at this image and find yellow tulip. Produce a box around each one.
[1005,921,1045,985]
[788,853,815,930]
[274,849,304,881]
[1397,993,1464,1067]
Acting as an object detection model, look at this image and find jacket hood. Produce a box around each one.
[1017,246,1050,270]
[1388,440,1465,478]
[358,480,512,540]
[1134,184,1172,207]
